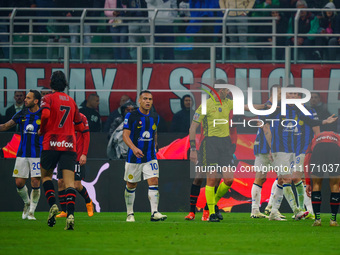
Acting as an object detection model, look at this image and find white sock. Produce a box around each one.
[148,185,159,214]
[295,181,305,211]
[251,183,262,213]
[30,188,40,213]
[125,186,136,215]
[267,179,278,209]
[283,183,298,214]
[304,185,314,214]
[17,185,30,204]
[271,184,283,214]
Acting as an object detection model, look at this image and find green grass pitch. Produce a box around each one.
[0,212,339,255]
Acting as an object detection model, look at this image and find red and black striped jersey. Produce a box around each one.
[40,92,83,152]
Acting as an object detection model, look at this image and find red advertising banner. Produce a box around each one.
[1,63,339,120]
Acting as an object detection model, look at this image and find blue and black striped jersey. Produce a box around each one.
[123,109,159,163]
[268,105,297,153]
[294,106,319,156]
[254,128,271,155]
[254,101,271,155]
[12,108,43,158]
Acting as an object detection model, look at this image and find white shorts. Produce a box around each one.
[272,152,295,176]
[294,154,305,173]
[12,157,41,178]
[254,153,272,173]
[124,159,159,183]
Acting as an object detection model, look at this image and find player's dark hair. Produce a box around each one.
[50,71,68,92]
[87,93,99,100]
[30,90,41,106]
[139,90,152,96]
[311,92,321,98]
[214,79,228,92]
[270,84,281,96]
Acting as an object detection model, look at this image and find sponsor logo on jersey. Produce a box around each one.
[316,135,338,142]
[50,140,74,148]
[24,124,37,135]
[138,131,153,142]
[26,124,34,131]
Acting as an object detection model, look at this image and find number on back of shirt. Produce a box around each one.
[59,105,71,128]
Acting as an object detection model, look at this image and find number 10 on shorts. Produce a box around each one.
[150,162,158,171]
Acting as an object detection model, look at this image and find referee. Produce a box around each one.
[189,80,264,222]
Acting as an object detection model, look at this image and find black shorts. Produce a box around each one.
[57,162,86,181]
[309,143,340,178]
[198,136,233,167]
[41,150,76,172]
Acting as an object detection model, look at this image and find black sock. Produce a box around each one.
[79,186,91,204]
[215,204,219,214]
[330,192,340,221]
[204,203,208,210]
[65,187,76,217]
[312,191,322,220]
[43,180,56,207]
[190,184,201,213]
[58,189,66,212]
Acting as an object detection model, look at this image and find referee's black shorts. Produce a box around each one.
[198,136,233,167]
[309,143,340,178]
[41,150,76,172]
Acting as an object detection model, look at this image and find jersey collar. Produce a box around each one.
[138,109,150,116]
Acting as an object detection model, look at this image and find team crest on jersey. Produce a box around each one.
[128,174,133,180]
[193,113,200,121]
[299,120,304,125]
[36,119,41,125]
[139,121,142,125]
[218,107,222,112]
[13,169,18,175]
[152,123,157,130]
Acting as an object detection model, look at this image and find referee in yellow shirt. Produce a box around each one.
[189,80,265,222]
